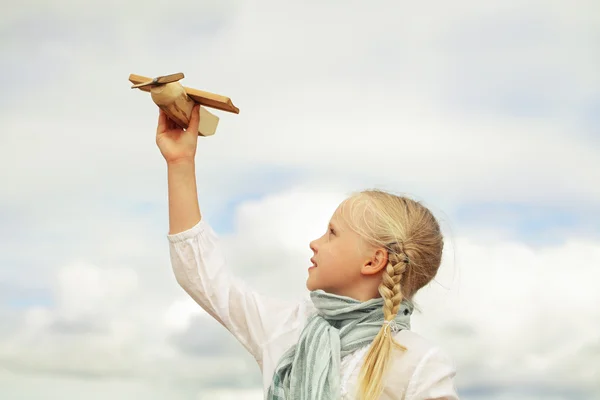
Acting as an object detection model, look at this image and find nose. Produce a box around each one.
[310,239,318,253]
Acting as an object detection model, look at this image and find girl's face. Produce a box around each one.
[307,202,384,299]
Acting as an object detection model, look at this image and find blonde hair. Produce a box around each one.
[339,189,444,400]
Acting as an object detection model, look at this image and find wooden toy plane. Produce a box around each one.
[129,72,239,136]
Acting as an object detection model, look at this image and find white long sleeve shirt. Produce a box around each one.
[167,218,459,400]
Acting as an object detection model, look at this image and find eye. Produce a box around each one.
[329,227,335,235]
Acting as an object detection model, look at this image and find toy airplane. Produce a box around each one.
[129,72,239,136]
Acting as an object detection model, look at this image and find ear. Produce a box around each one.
[361,247,389,276]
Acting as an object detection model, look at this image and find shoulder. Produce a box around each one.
[386,330,445,378]
[393,330,439,357]
[384,330,459,399]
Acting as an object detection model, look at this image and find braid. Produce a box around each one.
[379,258,407,322]
[357,247,410,400]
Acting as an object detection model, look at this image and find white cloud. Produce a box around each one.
[163,298,205,333]
[1,0,599,210]
[199,388,264,400]
[55,262,138,319]
[2,0,599,398]
[0,263,141,377]
[1,187,599,397]
[412,235,600,390]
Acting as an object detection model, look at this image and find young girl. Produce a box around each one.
[157,105,459,399]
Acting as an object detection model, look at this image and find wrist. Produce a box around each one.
[166,157,195,167]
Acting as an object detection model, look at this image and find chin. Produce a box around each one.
[306,277,320,292]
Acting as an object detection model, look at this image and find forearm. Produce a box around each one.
[167,159,201,235]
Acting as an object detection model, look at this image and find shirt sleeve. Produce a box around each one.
[405,346,460,400]
[167,218,307,369]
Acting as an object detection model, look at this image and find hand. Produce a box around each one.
[156,104,200,164]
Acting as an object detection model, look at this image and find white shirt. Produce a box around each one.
[167,219,460,400]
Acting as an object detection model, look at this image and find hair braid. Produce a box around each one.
[357,249,409,399]
[380,259,407,321]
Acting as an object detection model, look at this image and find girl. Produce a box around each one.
[157,105,459,399]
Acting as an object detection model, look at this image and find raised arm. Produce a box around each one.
[156,104,202,234]
[166,158,201,233]
[156,106,309,367]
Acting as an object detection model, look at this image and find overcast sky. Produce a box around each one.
[1,1,599,399]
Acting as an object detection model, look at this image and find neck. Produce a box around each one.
[331,276,382,302]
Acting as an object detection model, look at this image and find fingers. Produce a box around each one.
[158,105,199,133]
[187,104,200,133]
[157,108,167,133]
[167,116,178,131]
[158,108,180,132]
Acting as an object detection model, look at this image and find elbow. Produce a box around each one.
[171,262,198,293]
[169,244,201,291]
[170,254,217,306]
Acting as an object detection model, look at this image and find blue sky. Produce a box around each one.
[1,1,600,399]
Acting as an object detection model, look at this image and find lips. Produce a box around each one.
[310,258,317,268]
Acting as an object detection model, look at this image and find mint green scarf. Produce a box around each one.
[266,290,413,400]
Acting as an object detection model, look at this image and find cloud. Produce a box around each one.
[198,388,264,400]
[0,257,262,387]
[2,0,600,398]
[0,262,141,378]
[415,236,600,391]
[1,187,600,398]
[1,0,599,213]
[169,314,243,357]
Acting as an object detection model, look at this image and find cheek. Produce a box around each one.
[325,247,358,274]
[320,239,360,270]
[322,246,344,266]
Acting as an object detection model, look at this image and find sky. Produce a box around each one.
[1,0,599,399]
